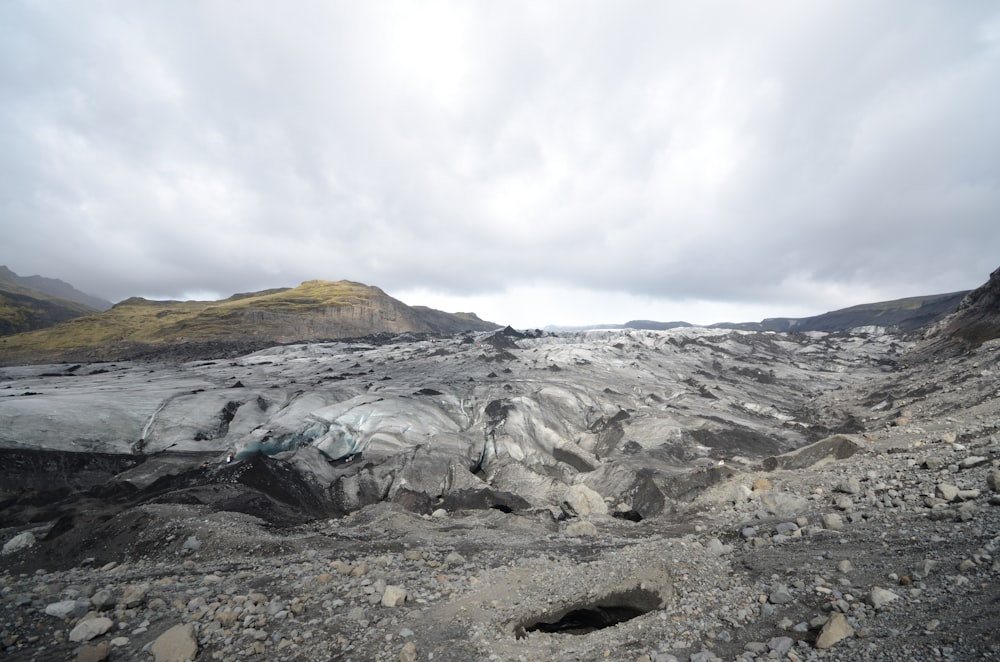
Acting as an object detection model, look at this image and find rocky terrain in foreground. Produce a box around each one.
[1,270,999,662]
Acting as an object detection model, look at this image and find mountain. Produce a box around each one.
[912,265,1000,356]
[712,290,970,333]
[0,279,499,365]
[0,266,109,336]
[0,266,112,311]
[550,290,971,334]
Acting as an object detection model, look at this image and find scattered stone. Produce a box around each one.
[44,599,81,619]
[988,470,1000,492]
[923,457,945,471]
[834,477,861,494]
[768,636,794,655]
[869,587,900,609]
[820,513,844,531]
[121,583,147,608]
[957,502,977,522]
[150,623,198,662]
[399,641,418,662]
[769,586,794,604]
[815,612,854,649]
[69,617,114,643]
[959,456,989,470]
[180,536,201,553]
[76,642,111,662]
[90,589,116,609]
[2,531,36,555]
[837,559,853,573]
[562,484,608,516]
[936,483,960,502]
[381,585,407,607]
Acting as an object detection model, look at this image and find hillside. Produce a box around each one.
[746,290,970,333]
[0,280,498,365]
[911,265,1000,356]
[0,267,106,336]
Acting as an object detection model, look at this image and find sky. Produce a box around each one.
[2,1,999,328]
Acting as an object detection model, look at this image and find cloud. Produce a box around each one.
[1,1,998,325]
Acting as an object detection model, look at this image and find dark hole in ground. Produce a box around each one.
[612,509,642,522]
[521,587,661,636]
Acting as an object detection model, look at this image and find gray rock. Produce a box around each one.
[399,641,418,662]
[706,538,733,556]
[869,586,900,609]
[923,457,945,470]
[769,586,794,604]
[44,599,79,619]
[957,502,977,521]
[959,456,989,469]
[815,612,854,649]
[835,477,861,494]
[987,470,1000,492]
[768,636,794,655]
[936,483,960,502]
[69,616,114,642]
[820,513,844,531]
[834,495,853,511]
[90,589,116,609]
[562,484,608,516]
[740,527,757,539]
[774,522,799,535]
[381,585,407,607]
[150,623,198,662]
[120,583,148,608]
[444,551,466,565]
[76,642,111,662]
[2,531,36,555]
[181,536,201,553]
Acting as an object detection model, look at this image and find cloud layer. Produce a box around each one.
[2,1,998,326]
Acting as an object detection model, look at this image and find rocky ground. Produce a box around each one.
[1,328,999,661]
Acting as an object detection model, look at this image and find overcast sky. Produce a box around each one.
[2,1,998,327]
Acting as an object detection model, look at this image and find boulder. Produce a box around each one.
[2,531,36,555]
[561,484,608,516]
[381,585,408,607]
[815,613,854,649]
[69,617,114,643]
[150,623,198,662]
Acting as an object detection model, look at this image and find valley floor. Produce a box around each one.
[1,331,999,661]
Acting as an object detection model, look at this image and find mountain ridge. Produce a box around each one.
[0,266,109,336]
[546,291,971,335]
[0,279,499,365]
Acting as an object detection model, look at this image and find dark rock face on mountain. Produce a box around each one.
[0,266,107,336]
[916,266,1000,355]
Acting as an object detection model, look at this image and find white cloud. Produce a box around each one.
[1,1,998,324]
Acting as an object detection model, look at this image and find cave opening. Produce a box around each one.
[520,587,661,636]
